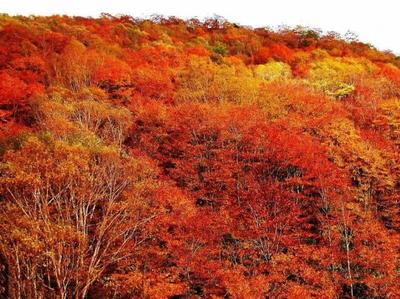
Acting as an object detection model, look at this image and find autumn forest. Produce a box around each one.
[0,14,399,299]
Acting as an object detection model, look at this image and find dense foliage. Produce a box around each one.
[0,14,400,298]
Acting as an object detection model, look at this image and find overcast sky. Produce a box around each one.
[1,0,399,54]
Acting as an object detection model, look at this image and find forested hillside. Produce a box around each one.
[0,14,399,298]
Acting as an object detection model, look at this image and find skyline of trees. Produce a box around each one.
[0,14,399,298]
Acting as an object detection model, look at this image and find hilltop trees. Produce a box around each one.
[0,14,400,298]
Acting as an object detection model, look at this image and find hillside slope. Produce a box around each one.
[0,15,399,298]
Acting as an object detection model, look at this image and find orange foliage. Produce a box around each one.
[0,15,399,299]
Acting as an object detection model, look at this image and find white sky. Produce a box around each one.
[1,0,399,54]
